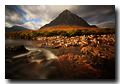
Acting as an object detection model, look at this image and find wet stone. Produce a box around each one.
[35,34,115,49]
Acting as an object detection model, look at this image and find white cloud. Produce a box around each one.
[24,14,32,21]
[17,5,75,28]
[23,21,36,30]
[22,21,44,30]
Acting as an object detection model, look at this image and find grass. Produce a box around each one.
[5,25,115,39]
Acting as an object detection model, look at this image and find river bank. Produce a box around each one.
[5,44,115,79]
[5,33,115,79]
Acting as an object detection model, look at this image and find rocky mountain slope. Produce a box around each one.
[40,10,91,29]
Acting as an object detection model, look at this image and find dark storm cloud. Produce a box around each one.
[5,5,24,27]
[5,15,24,25]
[96,21,115,28]
[5,5,23,17]
[70,5,115,24]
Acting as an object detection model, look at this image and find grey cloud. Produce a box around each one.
[5,15,24,25]
[5,5,23,17]
[48,5,115,27]
[17,5,74,22]
[70,5,115,24]
[42,5,115,26]
[96,21,115,28]
[5,5,24,27]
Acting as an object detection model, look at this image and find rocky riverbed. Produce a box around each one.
[35,34,115,48]
[5,34,115,79]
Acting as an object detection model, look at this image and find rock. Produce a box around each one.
[36,37,42,40]
[6,59,12,62]
[11,45,28,52]
[82,41,88,45]
[74,54,79,59]
[97,35,100,37]
[5,46,12,52]
[35,44,43,47]
[107,35,110,39]
[22,59,30,63]
[32,37,36,40]
[111,38,115,42]
[107,42,110,45]
[90,35,94,38]
[103,34,107,38]
[102,40,106,43]
[93,38,97,44]
[65,44,69,47]
[35,34,115,50]
[83,60,88,63]
[97,41,99,45]
[97,53,101,57]
[81,35,86,41]
[101,56,106,59]
[81,42,87,47]
[101,50,115,59]
[78,42,81,44]
[98,39,102,44]
[51,45,60,48]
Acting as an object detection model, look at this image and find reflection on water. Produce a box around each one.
[5,38,41,47]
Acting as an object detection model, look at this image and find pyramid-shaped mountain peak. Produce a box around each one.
[63,9,70,12]
[40,9,91,29]
[62,9,71,14]
[59,9,73,17]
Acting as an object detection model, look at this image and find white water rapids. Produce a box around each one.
[6,47,59,79]
[12,47,58,63]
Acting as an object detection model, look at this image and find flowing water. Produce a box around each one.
[5,38,59,79]
[5,38,58,59]
[5,38,41,47]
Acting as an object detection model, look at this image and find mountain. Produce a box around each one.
[90,25,98,28]
[5,26,31,32]
[40,9,91,29]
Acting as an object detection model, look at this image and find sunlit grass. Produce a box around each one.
[5,25,115,39]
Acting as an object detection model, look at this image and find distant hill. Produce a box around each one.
[90,25,98,28]
[40,9,91,29]
[5,26,31,32]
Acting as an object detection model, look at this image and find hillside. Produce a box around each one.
[5,26,30,32]
[40,25,113,32]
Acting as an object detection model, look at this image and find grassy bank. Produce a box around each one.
[5,27,115,39]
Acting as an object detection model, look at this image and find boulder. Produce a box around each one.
[103,35,107,38]
[81,35,86,41]
[51,45,60,48]
[5,46,12,53]
[101,56,106,59]
[93,38,97,44]
[111,38,115,42]
[11,45,28,52]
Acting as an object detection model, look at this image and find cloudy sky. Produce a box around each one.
[5,5,115,30]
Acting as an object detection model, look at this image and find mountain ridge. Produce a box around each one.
[40,9,91,29]
[5,26,31,32]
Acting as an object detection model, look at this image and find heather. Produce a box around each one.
[5,28,115,39]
